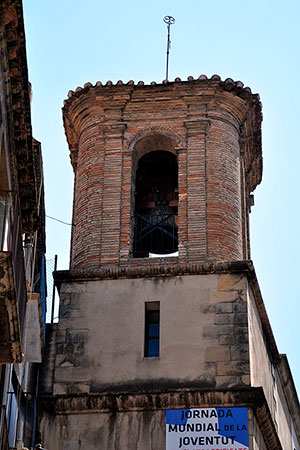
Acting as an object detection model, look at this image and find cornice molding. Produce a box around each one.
[39,387,282,450]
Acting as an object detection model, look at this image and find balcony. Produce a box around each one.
[0,191,27,363]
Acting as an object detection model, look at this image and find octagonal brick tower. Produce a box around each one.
[39,76,300,450]
[63,75,262,270]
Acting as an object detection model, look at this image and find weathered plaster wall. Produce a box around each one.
[40,409,165,450]
[249,411,268,450]
[39,267,300,449]
[293,423,300,450]
[248,286,297,449]
[41,273,249,396]
[39,403,272,450]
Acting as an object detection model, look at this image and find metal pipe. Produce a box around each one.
[51,254,58,323]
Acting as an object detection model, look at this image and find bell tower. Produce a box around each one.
[39,76,300,450]
[64,75,261,270]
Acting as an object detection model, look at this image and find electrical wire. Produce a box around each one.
[46,214,74,226]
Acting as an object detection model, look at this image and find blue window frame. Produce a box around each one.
[145,302,160,357]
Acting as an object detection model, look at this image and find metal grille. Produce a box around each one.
[133,213,178,258]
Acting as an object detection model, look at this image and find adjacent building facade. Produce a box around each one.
[0,1,46,448]
[39,77,300,449]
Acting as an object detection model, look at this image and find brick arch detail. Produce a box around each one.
[126,127,185,156]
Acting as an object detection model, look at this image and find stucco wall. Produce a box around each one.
[248,410,267,450]
[42,273,250,396]
[39,269,300,449]
[41,407,270,450]
[40,404,275,450]
[293,423,300,450]
[248,285,297,449]
[40,409,165,450]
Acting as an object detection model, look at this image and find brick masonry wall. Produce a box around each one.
[63,78,262,270]
[206,115,242,261]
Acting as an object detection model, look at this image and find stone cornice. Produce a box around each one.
[39,387,282,450]
[0,0,38,232]
[54,259,279,360]
[54,259,252,283]
[54,259,300,415]
[54,260,300,444]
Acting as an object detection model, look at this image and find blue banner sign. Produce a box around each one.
[166,407,248,450]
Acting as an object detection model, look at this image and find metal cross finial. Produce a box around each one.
[163,16,175,81]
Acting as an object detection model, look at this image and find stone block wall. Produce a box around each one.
[41,271,251,397]
[39,262,300,449]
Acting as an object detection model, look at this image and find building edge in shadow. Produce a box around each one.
[0,1,46,448]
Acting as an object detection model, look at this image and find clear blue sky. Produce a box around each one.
[23,0,300,397]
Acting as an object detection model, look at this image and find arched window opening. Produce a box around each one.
[133,150,178,258]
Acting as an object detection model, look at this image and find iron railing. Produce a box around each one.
[133,212,178,258]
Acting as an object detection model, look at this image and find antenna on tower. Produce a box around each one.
[163,15,175,81]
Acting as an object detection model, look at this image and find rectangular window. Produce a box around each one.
[144,302,160,357]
